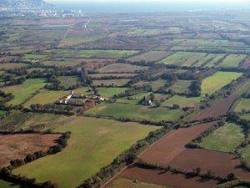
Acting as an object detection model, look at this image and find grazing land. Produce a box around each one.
[201,71,242,95]
[85,103,185,122]
[199,123,244,152]
[24,90,68,108]
[13,117,157,188]
[3,79,46,106]
[1,10,250,188]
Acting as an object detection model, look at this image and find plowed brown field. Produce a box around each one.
[139,123,213,165]
[121,166,219,188]
[0,133,60,167]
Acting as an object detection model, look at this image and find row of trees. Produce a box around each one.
[28,104,74,115]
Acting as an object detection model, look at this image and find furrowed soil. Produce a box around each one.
[138,123,213,165]
[190,94,237,121]
[169,148,250,179]
[120,166,219,188]
[0,133,60,168]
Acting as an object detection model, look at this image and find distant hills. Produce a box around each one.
[0,0,54,10]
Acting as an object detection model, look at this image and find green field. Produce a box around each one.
[24,89,69,108]
[233,98,250,113]
[170,80,193,94]
[3,79,46,106]
[162,95,201,108]
[199,123,244,152]
[57,76,81,90]
[97,87,128,98]
[0,110,6,118]
[217,54,247,68]
[49,49,139,59]
[85,103,185,122]
[0,180,20,188]
[158,52,207,67]
[201,71,242,95]
[109,178,165,188]
[241,145,250,163]
[116,92,151,104]
[127,51,169,63]
[13,117,157,188]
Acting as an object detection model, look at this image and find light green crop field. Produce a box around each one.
[162,95,201,108]
[127,51,169,63]
[204,54,226,68]
[233,98,250,113]
[86,103,184,122]
[3,79,46,106]
[49,49,139,59]
[158,52,207,67]
[23,89,69,108]
[199,123,244,152]
[217,54,247,68]
[13,117,157,188]
[109,178,166,188]
[201,71,242,95]
[97,87,128,98]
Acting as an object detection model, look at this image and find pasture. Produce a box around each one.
[97,87,128,98]
[127,51,169,63]
[3,79,46,106]
[49,49,139,59]
[85,103,185,122]
[199,123,244,152]
[97,63,147,73]
[162,95,201,108]
[23,89,69,108]
[57,76,81,90]
[201,71,242,95]
[170,80,193,95]
[217,54,247,68]
[13,117,157,188]
[233,98,250,113]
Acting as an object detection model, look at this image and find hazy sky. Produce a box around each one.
[45,0,249,3]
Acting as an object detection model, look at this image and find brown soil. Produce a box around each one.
[139,123,213,165]
[121,166,219,188]
[191,94,237,121]
[0,133,60,168]
[169,148,250,179]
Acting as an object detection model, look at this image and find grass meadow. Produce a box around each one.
[13,116,157,188]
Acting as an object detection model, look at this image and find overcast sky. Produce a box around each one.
[45,0,249,3]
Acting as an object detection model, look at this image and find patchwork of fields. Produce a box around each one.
[1,12,250,188]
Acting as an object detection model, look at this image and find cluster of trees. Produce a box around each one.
[188,80,201,97]
[28,104,74,115]
[79,127,170,188]
[0,90,13,103]
[1,74,26,86]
